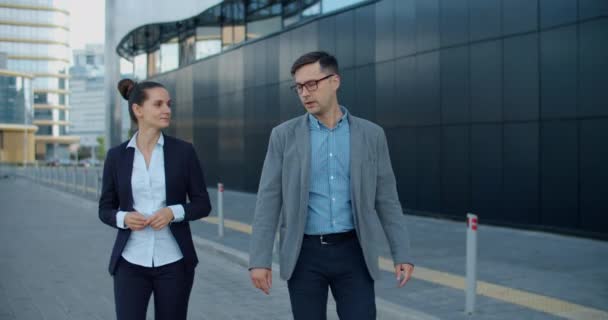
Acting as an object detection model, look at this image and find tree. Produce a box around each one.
[96,136,106,160]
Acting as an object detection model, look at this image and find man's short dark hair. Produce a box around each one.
[290,51,339,76]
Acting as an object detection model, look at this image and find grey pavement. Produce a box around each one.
[194,188,608,320]
[1,174,608,319]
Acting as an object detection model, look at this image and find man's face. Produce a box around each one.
[293,62,339,116]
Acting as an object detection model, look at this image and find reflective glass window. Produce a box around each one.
[7,60,68,74]
[196,27,221,59]
[160,39,179,72]
[322,0,366,14]
[133,54,147,80]
[0,9,68,27]
[37,125,52,135]
[0,25,68,43]
[119,58,133,76]
[303,1,321,18]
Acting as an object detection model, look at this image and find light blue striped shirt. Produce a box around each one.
[305,106,355,235]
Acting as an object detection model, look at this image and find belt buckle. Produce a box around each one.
[320,235,329,245]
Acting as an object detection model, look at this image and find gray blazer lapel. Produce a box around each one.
[295,115,311,223]
[349,116,364,219]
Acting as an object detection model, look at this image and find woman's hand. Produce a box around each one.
[147,207,174,230]
[125,212,147,230]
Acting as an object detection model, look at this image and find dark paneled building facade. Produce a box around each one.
[121,0,608,237]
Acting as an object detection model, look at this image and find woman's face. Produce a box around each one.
[133,87,172,129]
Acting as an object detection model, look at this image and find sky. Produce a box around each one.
[67,0,105,51]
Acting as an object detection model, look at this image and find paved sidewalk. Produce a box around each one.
[191,188,608,320]
[0,178,298,319]
[2,176,608,319]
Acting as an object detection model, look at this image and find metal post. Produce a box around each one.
[97,168,102,198]
[466,213,478,315]
[82,168,87,194]
[217,182,224,238]
[73,167,77,193]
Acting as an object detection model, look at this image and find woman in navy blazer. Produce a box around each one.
[99,79,211,320]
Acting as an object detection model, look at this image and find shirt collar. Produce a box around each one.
[308,106,349,130]
[126,131,165,149]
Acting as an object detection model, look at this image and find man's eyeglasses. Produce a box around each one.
[290,74,335,94]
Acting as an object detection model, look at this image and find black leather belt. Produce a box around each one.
[304,230,356,245]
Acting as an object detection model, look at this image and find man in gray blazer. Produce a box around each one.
[249,51,414,320]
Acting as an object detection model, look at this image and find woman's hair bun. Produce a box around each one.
[117,78,137,100]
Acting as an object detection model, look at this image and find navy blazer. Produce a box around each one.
[98,134,212,275]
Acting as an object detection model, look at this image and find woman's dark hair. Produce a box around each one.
[117,78,165,123]
[290,51,339,76]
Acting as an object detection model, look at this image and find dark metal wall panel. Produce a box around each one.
[503,34,539,121]
[395,0,416,57]
[218,92,245,189]
[579,19,608,117]
[353,64,376,121]
[243,44,256,89]
[253,41,268,86]
[578,0,608,20]
[440,0,469,47]
[502,0,538,36]
[318,16,336,56]
[338,67,356,112]
[541,26,578,119]
[503,123,540,224]
[469,0,501,42]
[265,36,280,84]
[279,31,293,82]
[441,125,471,216]
[355,5,376,66]
[541,121,579,229]
[151,0,608,237]
[415,0,440,52]
[471,124,503,222]
[580,119,608,234]
[376,0,396,63]
[440,46,470,124]
[415,52,440,126]
[375,0,395,63]
[335,10,356,69]
[540,0,578,28]
[470,40,502,123]
[395,57,417,127]
[192,94,219,185]
[375,60,395,127]
[387,126,417,210]
[175,66,194,142]
[416,127,441,213]
[243,87,258,191]
[279,81,300,122]
[293,21,319,62]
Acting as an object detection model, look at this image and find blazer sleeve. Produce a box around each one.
[374,128,413,266]
[98,148,120,228]
[249,128,283,270]
[181,143,212,222]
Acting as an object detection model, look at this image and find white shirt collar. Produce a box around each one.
[126,131,165,149]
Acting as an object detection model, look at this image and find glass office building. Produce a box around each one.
[110,0,608,237]
[0,0,78,161]
[0,70,37,164]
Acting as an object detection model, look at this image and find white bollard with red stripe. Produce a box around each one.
[466,213,478,314]
[218,182,224,238]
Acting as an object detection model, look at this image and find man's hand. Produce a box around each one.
[395,263,414,287]
[146,207,174,230]
[250,268,272,295]
[125,211,147,230]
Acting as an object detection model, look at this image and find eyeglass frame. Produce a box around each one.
[290,74,336,94]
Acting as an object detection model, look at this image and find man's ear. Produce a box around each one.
[333,74,341,91]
